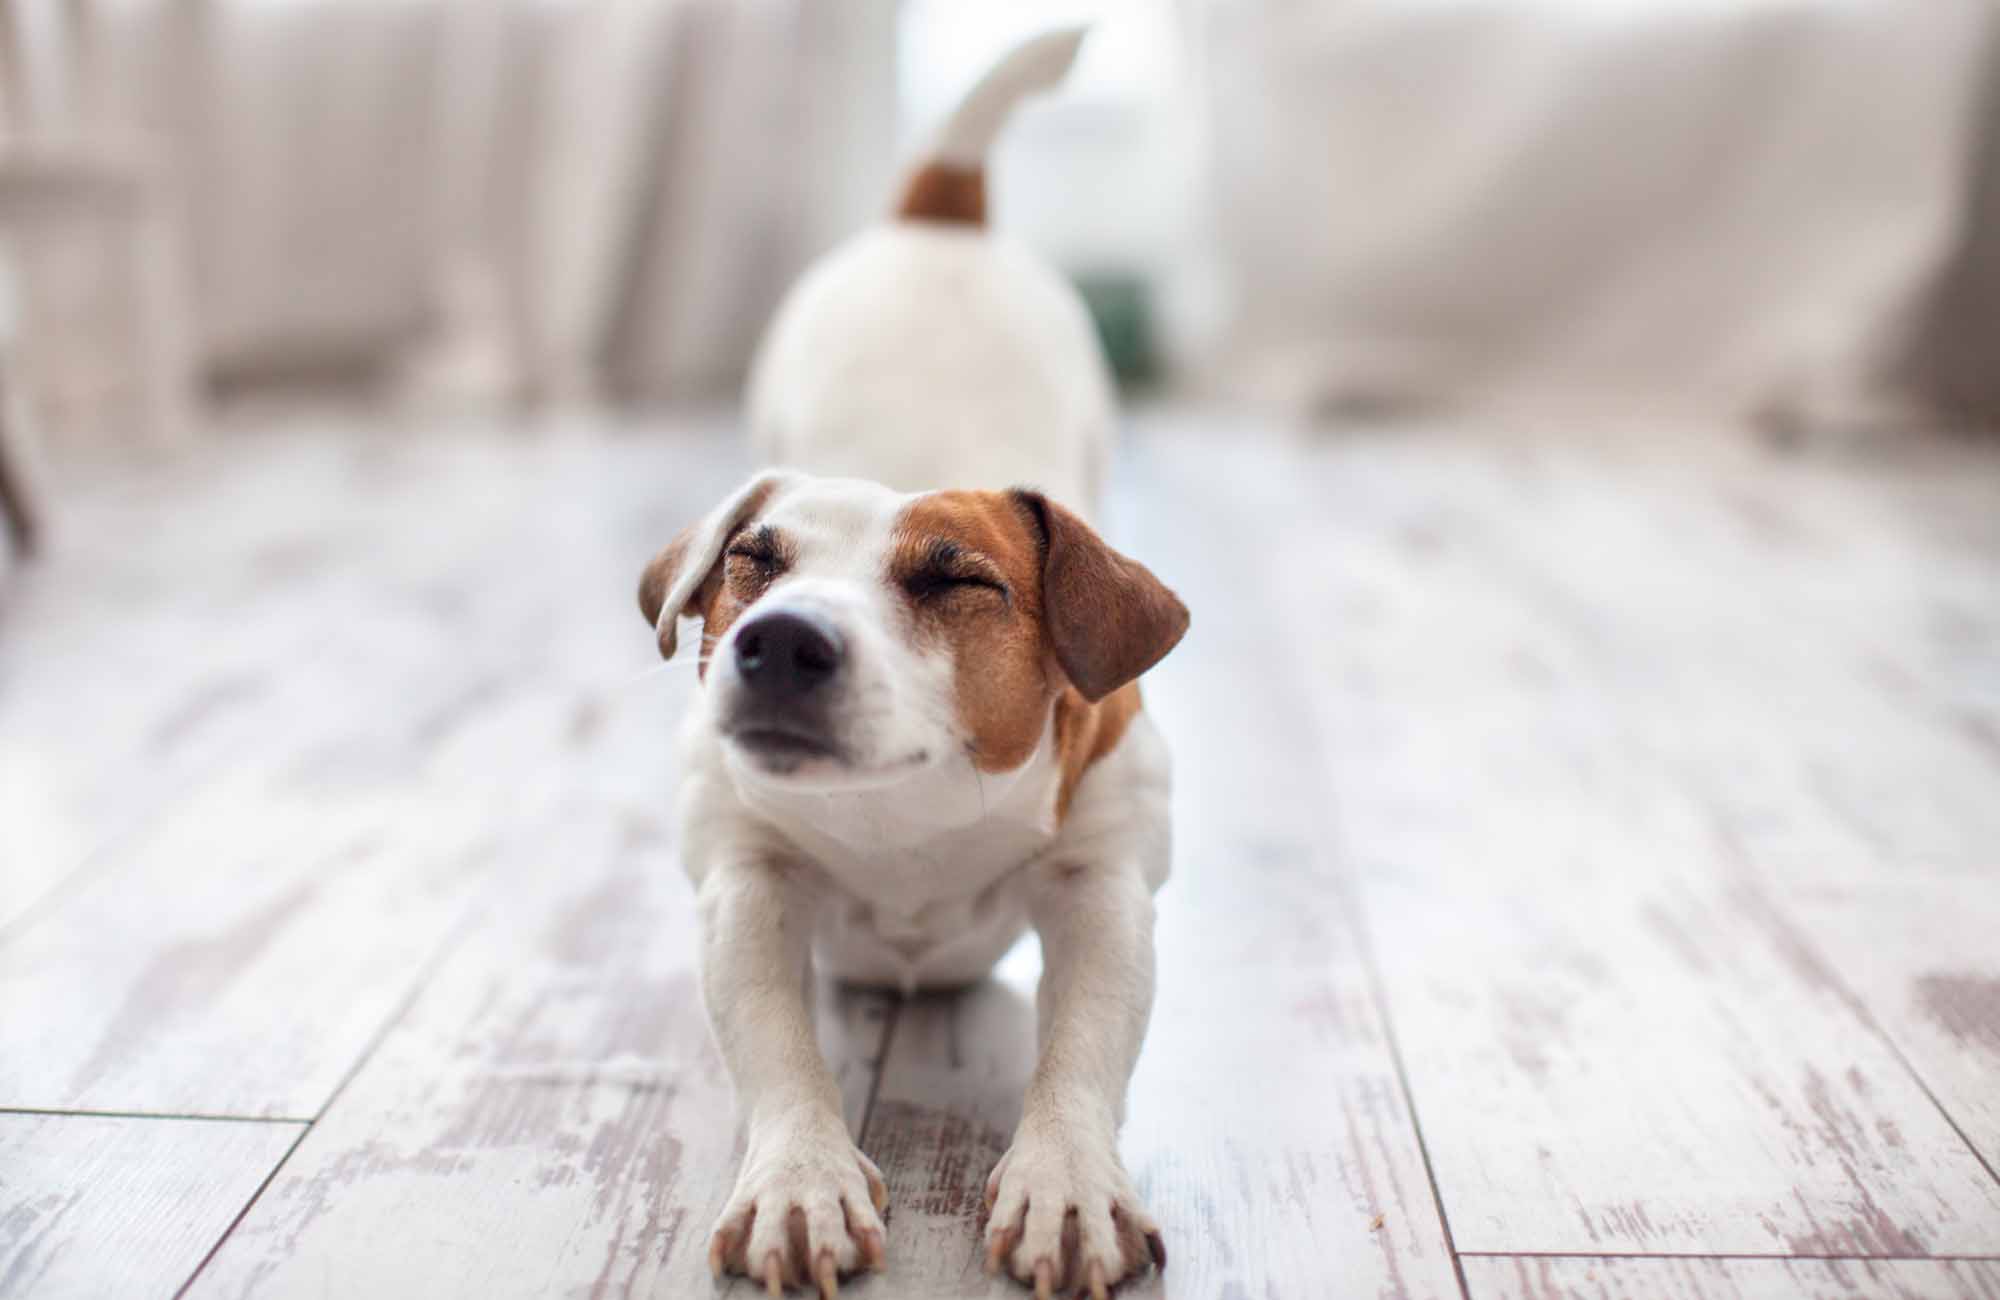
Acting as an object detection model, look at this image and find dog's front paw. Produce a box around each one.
[982,1127,1166,1299]
[708,1117,888,1297]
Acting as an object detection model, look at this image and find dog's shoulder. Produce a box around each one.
[1043,704,1172,892]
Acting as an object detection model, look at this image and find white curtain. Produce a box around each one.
[79,0,897,405]
[27,0,2000,432]
[1192,0,2000,430]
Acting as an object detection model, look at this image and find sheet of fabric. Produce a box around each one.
[1193,0,2000,428]
[48,0,896,412]
[16,0,2000,429]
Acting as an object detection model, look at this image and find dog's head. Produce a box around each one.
[638,471,1187,804]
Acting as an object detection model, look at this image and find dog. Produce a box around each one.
[637,28,1188,1299]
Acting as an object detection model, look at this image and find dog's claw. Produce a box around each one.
[710,1138,885,1292]
[1085,1258,1110,1300]
[1033,1258,1055,1300]
[1146,1228,1167,1270]
[856,1225,886,1272]
[985,1223,1015,1275]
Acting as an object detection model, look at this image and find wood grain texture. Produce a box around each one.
[0,1113,302,1300]
[0,432,736,933]
[1464,1255,2000,1300]
[4,415,1998,1297]
[0,435,502,930]
[183,672,892,1299]
[1354,426,2000,1200]
[1241,422,2000,1256]
[1484,439,2000,1188]
[0,429,754,1118]
[1788,885,2000,1181]
[856,429,1466,1299]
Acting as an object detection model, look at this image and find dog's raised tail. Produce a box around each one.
[896,25,1088,226]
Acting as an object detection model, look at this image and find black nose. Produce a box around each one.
[733,610,843,698]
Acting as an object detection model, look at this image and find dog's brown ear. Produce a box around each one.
[638,471,790,659]
[1013,490,1189,702]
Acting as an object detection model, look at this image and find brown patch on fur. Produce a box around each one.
[1013,491,1190,703]
[688,529,794,679]
[637,533,695,630]
[890,491,1186,808]
[897,162,986,225]
[1053,682,1142,821]
[636,477,783,667]
[892,491,1052,772]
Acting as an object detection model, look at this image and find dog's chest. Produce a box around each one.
[810,839,1043,991]
[796,809,1051,915]
[779,799,1057,991]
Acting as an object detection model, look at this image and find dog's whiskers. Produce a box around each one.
[616,655,714,690]
[968,747,988,817]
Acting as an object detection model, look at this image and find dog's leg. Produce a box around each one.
[984,860,1167,1298]
[698,859,887,1295]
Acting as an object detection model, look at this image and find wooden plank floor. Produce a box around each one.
[0,1114,304,1300]
[1,410,1996,1298]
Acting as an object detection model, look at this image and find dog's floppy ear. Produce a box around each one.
[638,471,790,660]
[1012,489,1189,702]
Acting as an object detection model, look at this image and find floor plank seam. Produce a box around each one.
[1463,516,2000,1240]
[1337,866,1475,1300]
[306,890,496,1126]
[0,1106,312,1125]
[1506,539,2000,1229]
[1310,755,1475,1298]
[167,872,501,1297]
[1849,1002,2000,1195]
[169,1121,313,1300]
[1705,818,2000,1196]
[854,995,904,1149]
[1268,497,1476,1300]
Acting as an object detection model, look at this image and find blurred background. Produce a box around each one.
[5,5,2000,1298]
[3,0,2000,480]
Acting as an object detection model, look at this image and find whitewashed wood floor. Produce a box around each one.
[3,408,1998,1300]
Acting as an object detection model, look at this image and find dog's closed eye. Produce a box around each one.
[724,526,793,598]
[726,526,789,574]
[903,539,1008,604]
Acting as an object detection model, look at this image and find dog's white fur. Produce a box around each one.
[659,27,1174,1295]
[748,27,1113,515]
[747,228,1113,515]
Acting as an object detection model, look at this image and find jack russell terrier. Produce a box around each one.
[637,28,1187,1300]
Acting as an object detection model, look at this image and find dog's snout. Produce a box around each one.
[734,610,843,698]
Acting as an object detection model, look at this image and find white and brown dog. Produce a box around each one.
[637,28,1187,1300]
